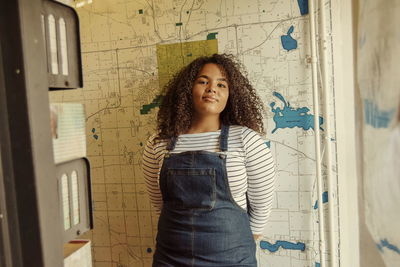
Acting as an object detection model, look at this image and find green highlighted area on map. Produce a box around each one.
[207,32,218,40]
[140,95,164,114]
[140,39,218,115]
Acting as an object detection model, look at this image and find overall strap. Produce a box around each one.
[219,124,229,152]
[166,136,177,151]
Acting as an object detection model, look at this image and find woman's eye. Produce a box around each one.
[197,80,207,84]
[218,83,226,88]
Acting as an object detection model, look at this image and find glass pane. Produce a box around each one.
[59,18,69,76]
[61,173,70,230]
[71,170,80,225]
[48,14,58,74]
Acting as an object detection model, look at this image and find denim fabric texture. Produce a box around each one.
[153,124,257,267]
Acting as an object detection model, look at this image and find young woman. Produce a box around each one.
[142,54,276,267]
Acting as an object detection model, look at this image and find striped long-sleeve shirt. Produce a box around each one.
[142,125,276,235]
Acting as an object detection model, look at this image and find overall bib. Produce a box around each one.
[153,124,257,267]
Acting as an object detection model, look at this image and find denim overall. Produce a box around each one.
[153,125,257,267]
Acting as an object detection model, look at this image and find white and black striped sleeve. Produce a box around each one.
[242,127,276,235]
[142,134,163,212]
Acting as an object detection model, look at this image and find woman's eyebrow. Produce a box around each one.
[196,75,227,82]
[196,75,209,79]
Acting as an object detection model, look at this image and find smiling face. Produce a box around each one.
[191,63,229,119]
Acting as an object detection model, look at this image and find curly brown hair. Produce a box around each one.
[157,53,265,139]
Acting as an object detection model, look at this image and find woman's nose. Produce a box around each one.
[206,83,216,93]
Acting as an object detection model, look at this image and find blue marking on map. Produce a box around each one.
[364,99,395,128]
[265,141,271,148]
[92,128,99,140]
[376,239,400,254]
[315,263,321,267]
[260,240,306,252]
[297,0,309,15]
[313,191,328,209]
[281,26,298,51]
[270,92,324,133]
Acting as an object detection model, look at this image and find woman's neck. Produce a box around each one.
[186,115,221,134]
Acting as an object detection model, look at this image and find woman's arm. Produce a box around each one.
[142,135,163,212]
[242,127,276,236]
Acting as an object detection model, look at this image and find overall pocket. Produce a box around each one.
[166,168,216,210]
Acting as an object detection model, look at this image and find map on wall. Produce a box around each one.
[50,0,338,266]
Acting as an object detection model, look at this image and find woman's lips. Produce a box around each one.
[202,96,218,102]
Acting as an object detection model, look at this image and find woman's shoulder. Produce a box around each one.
[229,124,250,132]
[145,133,168,150]
[229,125,262,138]
[145,133,158,145]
